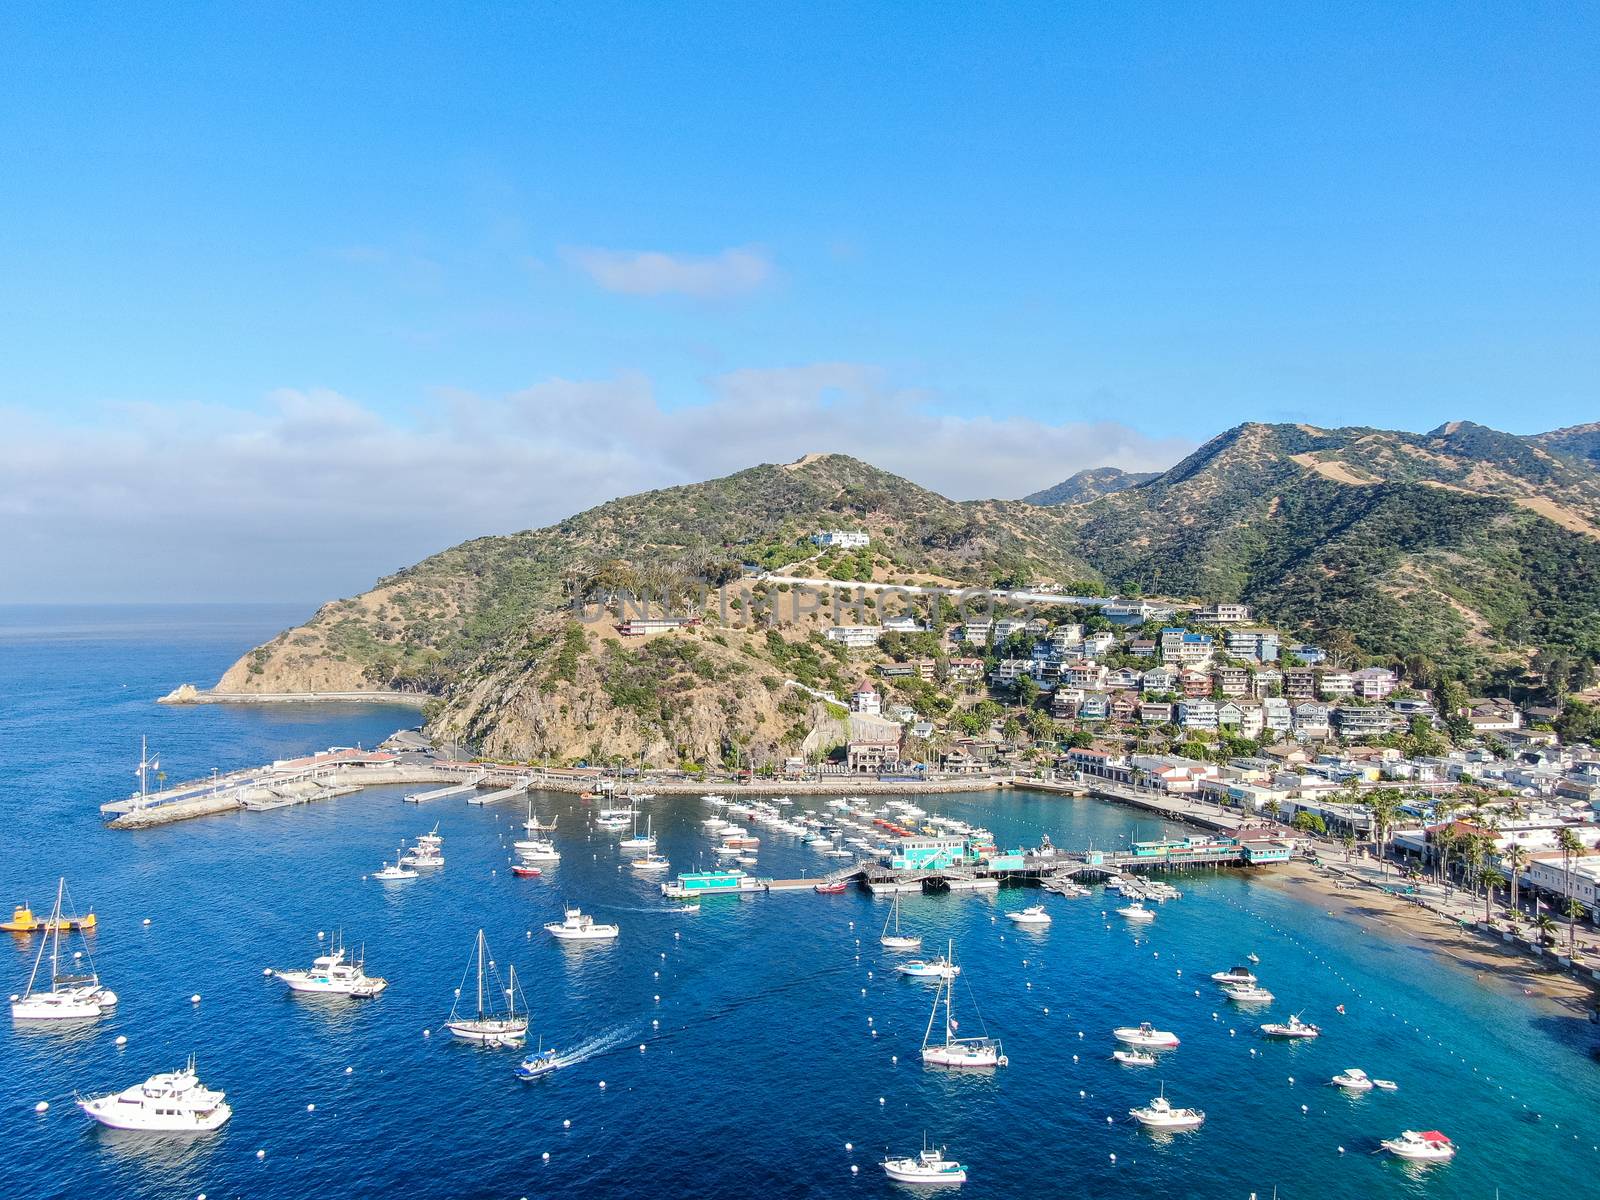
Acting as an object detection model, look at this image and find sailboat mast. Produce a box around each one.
[49,878,64,989]
[476,930,485,1018]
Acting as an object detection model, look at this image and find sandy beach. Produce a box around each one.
[1262,859,1599,1025]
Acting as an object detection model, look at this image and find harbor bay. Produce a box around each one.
[2,605,1597,1199]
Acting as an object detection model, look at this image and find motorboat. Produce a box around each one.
[544,906,620,942]
[373,861,417,880]
[1373,1078,1399,1091]
[514,839,560,863]
[1331,1067,1374,1091]
[1220,983,1275,1004]
[515,1043,563,1081]
[1113,1048,1157,1066]
[882,1140,967,1184]
[271,937,387,998]
[1246,952,1260,964]
[444,930,528,1046]
[510,864,542,878]
[1130,1088,1205,1130]
[10,878,118,1021]
[814,880,847,894]
[1260,1013,1321,1039]
[898,955,959,980]
[1113,1022,1180,1049]
[1210,966,1257,985]
[1117,902,1155,922]
[78,1058,231,1132]
[1006,905,1051,926]
[880,892,922,951]
[921,943,1006,1069]
[1380,1130,1455,1161]
[399,841,444,869]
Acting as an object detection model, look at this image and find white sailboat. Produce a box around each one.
[920,942,1007,1069]
[444,930,528,1046]
[10,878,118,1021]
[523,800,557,833]
[880,892,922,951]
[618,811,656,852]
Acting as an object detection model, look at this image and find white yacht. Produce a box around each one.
[1381,1130,1455,1161]
[1117,901,1156,922]
[271,937,387,997]
[897,955,960,980]
[920,942,1006,1069]
[1221,982,1275,1004]
[1210,966,1257,985]
[10,878,118,1022]
[882,1140,967,1184]
[77,1058,231,1132]
[880,892,922,951]
[544,906,620,942]
[1006,905,1051,926]
[1130,1087,1205,1130]
[1112,1022,1180,1049]
[445,930,528,1046]
[515,838,561,863]
[1331,1067,1374,1091]
[1260,1013,1321,1039]
[400,840,444,869]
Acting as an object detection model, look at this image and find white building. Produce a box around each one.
[811,529,871,549]
[1178,699,1220,731]
[825,625,883,649]
[850,681,882,715]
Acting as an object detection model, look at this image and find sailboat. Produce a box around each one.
[618,811,656,852]
[880,892,922,950]
[11,878,118,1021]
[920,941,1006,1068]
[444,930,528,1046]
[523,800,557,834]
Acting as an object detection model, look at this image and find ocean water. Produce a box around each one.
[2,604,1598,1200]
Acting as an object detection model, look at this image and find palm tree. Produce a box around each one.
[1535,913,1559,946]
[1433,826,1460,888]
[1480,868,1506,925]
[1558,827,1583,948]
[1564,898,1586,957]
[1502,844,1529,916]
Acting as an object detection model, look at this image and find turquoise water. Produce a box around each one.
[2,605,1597,1199]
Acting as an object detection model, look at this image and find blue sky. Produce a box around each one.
[2,3,1597,601]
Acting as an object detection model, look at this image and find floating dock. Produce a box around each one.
[467,778,533,805]
[404,773,488,803]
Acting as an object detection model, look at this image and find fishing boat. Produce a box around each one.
[1006,905,1051,926]
[1117,901,1155,922]
[1330,1067,1374,1091]
[372,859,418,880]
[271,937,387,997]
[1260,1013,1321,1039]
[1112,1022,1180,1049]
[882,1138,967,1184]
[544,906,620,942]
[1210,965,1257,985]
[510,864,542,879]
[444,930,528,1046]
[1113,1048,1157,1066]
[513,838,560,863]
[880,892,922,951]
[1220,982,1275,1004]
[10,879,118,1021]
[1129,1086,1205,1130]
[77,1058,231,1132]
[1380,1130,1455,1161]
[920,943,1006,1068]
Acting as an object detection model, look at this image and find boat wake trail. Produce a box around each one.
[554,1021,638,1068]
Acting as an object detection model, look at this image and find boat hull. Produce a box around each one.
[78,1099,232,1132]
[446,1018,528,1045]
[11,986,117,1021]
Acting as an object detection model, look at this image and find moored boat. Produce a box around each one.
[1112,1022,1179,1049]
[1381,1129,1455,1161]
[1129,1088,1204,1130]
[1006,905,1051,926]
[1113,1047,1157,1066]
[1210,965,1257,985]
[544,906,620,942]
[271,936,386,998]
[78,1058,231,1132]
[882,1140,967,1184]
[1260,1013,1321,1039]
[880,892,922,951]
[445,930,528,1046]
[10,879,118,1021]
[920,942,1006,1069]
[1331,1067,1373,1091]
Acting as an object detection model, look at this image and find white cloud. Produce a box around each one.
[562,245,774,298]
[0,370,1191,603]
